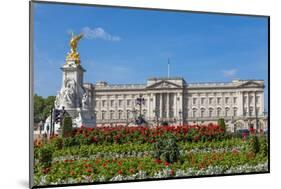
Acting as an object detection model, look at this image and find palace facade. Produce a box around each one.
[86,77,267,132]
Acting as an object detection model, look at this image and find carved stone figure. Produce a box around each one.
[82,92,89,108]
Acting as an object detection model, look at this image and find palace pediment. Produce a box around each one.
[238,81,264,88]
[146,80,182,89]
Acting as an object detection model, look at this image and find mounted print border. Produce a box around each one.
[29,0,270,188]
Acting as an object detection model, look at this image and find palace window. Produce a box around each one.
[110,100,114,107]
[225,107,229,117]
[193,98,197,105]
[209,97,213,104]
[201,108,205,117]
[110,110,114,120]
[217,108,221,117]
[209,108,213,117]
[192,109,197,117]
[233,97,237,104]
[233,108,237,116]
[126,110,131,119]
[217,97,221,105]
[201,98,205,104]
[127,99,131,106]
[225,97,229,104]
[118,110,123,119]
[118,100,123,106]
[101,111,106,120]
[102,100,106,107]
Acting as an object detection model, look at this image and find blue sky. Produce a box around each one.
[33,2,268,110]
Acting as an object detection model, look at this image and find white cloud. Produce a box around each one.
[81,27,121,41]
[221,69,238,77]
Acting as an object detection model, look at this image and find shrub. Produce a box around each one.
[153,133,180,163]
[62,116,73,137]
[187,128,199,142]
[63,137,77,147]
[248,135,260,155]
[53,137,63,150]
[259,136,268,157]
[38,146,53,168]
[79,145,90,157]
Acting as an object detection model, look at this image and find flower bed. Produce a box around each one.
[34,150,268,185]
[49,124,225,148]
[33,125,268,187]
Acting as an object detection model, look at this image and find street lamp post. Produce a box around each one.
[153,109,159,126]
[135,95,145,125]
[179,110,182,126]
[50,107,53,137]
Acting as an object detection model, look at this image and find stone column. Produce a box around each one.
[147,93,150,121]
[261,91,265,115]
[247,91,250,116]
[173,93,177,121]
[238,91,244,117]
[159,93,163,118]
[253,91,256,116]
[166,93,170,120]
[152,93,156,115]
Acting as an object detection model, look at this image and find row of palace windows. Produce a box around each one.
[97,99,148,108]
[189,107,261,118]
[189,107,238,118]
[190,97,237,106]
[98,109,147,120]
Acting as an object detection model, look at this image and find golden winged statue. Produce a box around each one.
[70,33,83,53]
[66,32,84,64]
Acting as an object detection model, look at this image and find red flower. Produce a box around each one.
[118,170,123,175]
[155,159,162,164]
[102,163,107,167]
[165,162,170,167]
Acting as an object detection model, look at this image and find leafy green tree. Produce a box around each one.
[33,94,56,123]
[62,116,73,137]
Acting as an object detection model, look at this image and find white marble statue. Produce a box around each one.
[82,92,90,108]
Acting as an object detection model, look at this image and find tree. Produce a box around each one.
[34,94,56,123]
[218,118,226,133]
[62,116,73,137]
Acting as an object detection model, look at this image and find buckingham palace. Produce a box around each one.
[90,77,267,132]
[50,33,268,133]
